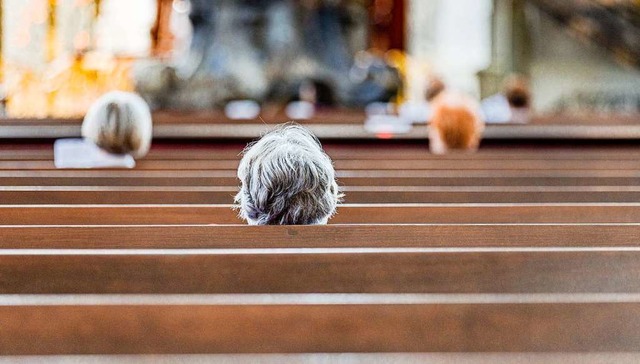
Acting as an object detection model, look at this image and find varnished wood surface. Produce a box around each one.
[2,204,640,225]
[0,173,638,186]
[6,353,640,363]
[1,168,638,178]
[3,143,640,160]
[0,186,639,203]
[2,144,640,183]
[3,118,640,139]
[1,224,638,248]
[1,140,640,357]
[2,248,640,294]
[0,141,638,356]
[3,158,640,170]
[2,294,640,353]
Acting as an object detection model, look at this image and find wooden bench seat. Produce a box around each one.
[1,247,640,294]
[0,170,640,186]
[1,140,639,357]
[1,224,637,248]
[2,293,640,353]
[3,113,640,139]
[3,158,640,170]
[4,143,640,160]
[1,169,636,178]
[0,185,638,203]
[7,353,640,363]
[2,203,640,225]
[0,169,637,187]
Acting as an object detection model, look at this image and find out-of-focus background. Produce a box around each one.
[1,0,639,123]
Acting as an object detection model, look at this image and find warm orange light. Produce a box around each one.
[5,54,134,118]
[4,0,135,118]
[376,132,394,139]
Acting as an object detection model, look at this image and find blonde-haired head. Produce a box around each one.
[81,91,153,158]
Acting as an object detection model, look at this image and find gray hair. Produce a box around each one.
[81,91,153,158]
[235,123,342,225]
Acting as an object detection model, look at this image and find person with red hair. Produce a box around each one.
[426,78,485,154]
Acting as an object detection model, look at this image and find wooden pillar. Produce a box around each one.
[370,0,406,51]
[389,0,405,50]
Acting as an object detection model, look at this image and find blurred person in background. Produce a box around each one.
[427,78,484,154]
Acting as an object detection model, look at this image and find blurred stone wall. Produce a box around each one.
[527,4,640,113]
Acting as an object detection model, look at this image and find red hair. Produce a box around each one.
[430,92,484,151]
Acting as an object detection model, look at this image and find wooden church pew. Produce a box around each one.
[4,143,640,160]
[4,175,640,187]
[1,247,639,294]
[0,185,638,204]
[0,169,637,187]
[6,353,640,363]
[0,166,637,178]
[2,158,640,170]
[1,203,640,225]
[2,293,640,353]
[1,224,637,248]
[2,141,639,357]
[0,144,637,189]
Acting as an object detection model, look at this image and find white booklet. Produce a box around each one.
[224,100,261,120]
[399,101,431,124]
[54,139,136,169]
[481,94,512,124]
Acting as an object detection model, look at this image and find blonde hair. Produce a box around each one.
[430,92,484,153]
[81,91,153,158]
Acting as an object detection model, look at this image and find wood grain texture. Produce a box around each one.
[3,159,640,170]
[1,294,640,353]
[0,224,638,248]
[6,353,640,363]
[0,175,638,186]
[2,204,640,225]
[3,139,640,356]
[4,143,640,160]
[0,186,639,203]
[1,249,640,294]
[1,168,638,178]
[3,117,640,139]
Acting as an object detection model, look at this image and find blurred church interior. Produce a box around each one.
[1,0,639,138]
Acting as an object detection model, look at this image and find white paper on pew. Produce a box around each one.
[364,115,413,136]
[285,101,315,120]
[54,139,136,169]
[399,101,431,124]
[224,100,261,120]
[481,94,512,123]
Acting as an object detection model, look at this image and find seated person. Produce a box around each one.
[481,74,531,124]
[427,82,485,154]
[425,77,446,103]
[235,123,342,225]
[504,74,531,124]
[81,91,153,158]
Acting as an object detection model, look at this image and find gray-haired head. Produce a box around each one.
[235,122,342,225]
[81,91,153,158]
